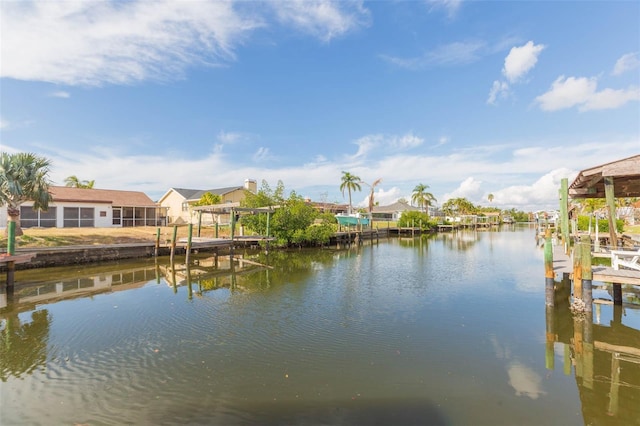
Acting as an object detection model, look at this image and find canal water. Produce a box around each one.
[1,226,639,425]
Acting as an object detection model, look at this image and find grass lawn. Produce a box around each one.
[1,225,232,249]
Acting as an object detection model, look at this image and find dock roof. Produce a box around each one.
[569,154,640,199]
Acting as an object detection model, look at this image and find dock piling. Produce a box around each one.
[544,229,554,306]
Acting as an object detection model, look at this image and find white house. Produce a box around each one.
[2,186,167,228]
[158,179,257,224]
[371,201,422,221]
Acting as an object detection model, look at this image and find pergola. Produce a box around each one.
[568,154,640,248]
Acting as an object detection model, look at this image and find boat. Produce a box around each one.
[335,213,370,226]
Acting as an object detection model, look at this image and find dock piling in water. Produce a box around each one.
[544,229,554,307]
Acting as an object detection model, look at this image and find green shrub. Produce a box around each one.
[576,215,624,233]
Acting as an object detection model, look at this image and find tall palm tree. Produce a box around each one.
[488,193,494,203]
[361,178,382,220]
[0,152,52,236]
[411,183,437,216]
[64,175,95,188]
[340,171,361,214]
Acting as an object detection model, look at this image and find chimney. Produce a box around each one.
[244,179,257,193]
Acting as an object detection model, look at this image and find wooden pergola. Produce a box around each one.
[568,154,640,248]
[191,202,277,239]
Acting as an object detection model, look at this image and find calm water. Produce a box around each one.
[1,226,639,425]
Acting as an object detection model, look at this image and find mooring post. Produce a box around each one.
[559,178,569,253]
[544,229,554,306]
[155,227,160,257]
[573,238,583,301]
[580,234,592,313]
[7,221,16,255]
[545,303,555,370]
[185,223,193,265]
[612,283,623,305]
[170,225,178,266]
[197,211,202,238]
[582,312,594,390]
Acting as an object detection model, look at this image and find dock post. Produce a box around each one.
[560,178,569,252]
[545,302,555,370]
[155,227,160,257]
[7,221,16,255]
[215,222,219,238]
[573,238,583,301]
[170,225,178,266]
[185,223,193,265]
[197,211,202,238]
[612,283,623,305]
[604,176,617,249]
[580,235,592,313]
[544,229,554,306]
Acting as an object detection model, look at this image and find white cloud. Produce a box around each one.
[581,86,640,111]
[487,41,544,105]
[356,187,403,208]
[435,136,450,147]
[217,131,245,145]
[535,76,596,111]
[443,177,483,203]
[48,91,70,98]
[380,40,487,70]
[269,0,371,42]
[502,41,545,83]
[612,52,640,76]
[252,147,272,162]
[427,0,463,18]
[535,75,640,111]
[0,118,8,130]
[11,134,638,211]
[489,168,576,212]
[0,1,369,86]
[390,133,424,150]
[487,80,509,105]
[1,1,261,86]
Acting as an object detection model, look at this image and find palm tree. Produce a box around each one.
[340,171,361,214]
[488,193,494,203]
[411,183,437,216]
[361,178,382,220]
[0,152,52,237]
[64,175,95,188]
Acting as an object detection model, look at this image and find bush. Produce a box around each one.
[576,215,624,233]
[397,211,436,230]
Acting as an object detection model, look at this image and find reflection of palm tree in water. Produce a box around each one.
[0,310,50,381]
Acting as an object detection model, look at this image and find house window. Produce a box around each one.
[63,207,94,227]
[113,208,122,226]
[20,206,57,228]
[182,202,189,212]
[122,207,134,227]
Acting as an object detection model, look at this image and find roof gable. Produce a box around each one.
[49,186,157,206]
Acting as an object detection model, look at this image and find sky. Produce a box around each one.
[1,0,639,212]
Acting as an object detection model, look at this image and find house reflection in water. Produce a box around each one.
[546,278,640,425]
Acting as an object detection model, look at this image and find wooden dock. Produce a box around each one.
[552,245,640,285]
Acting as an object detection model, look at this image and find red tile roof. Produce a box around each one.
[49,186,157,207]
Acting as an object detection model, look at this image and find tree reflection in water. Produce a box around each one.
[0,309,50,381]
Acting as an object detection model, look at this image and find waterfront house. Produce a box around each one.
[371,201,421,221]
[1,186,167,228]
[158,179,257,225]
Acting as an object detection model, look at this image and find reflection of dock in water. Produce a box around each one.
[545,278,640,424]
[161,254,272,290]
[1,265,158,316]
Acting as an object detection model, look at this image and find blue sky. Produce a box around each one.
[1,0,639,212]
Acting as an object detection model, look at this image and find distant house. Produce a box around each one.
[371,201,421,221]
[1,186,167,228]
[158,179,257,224]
